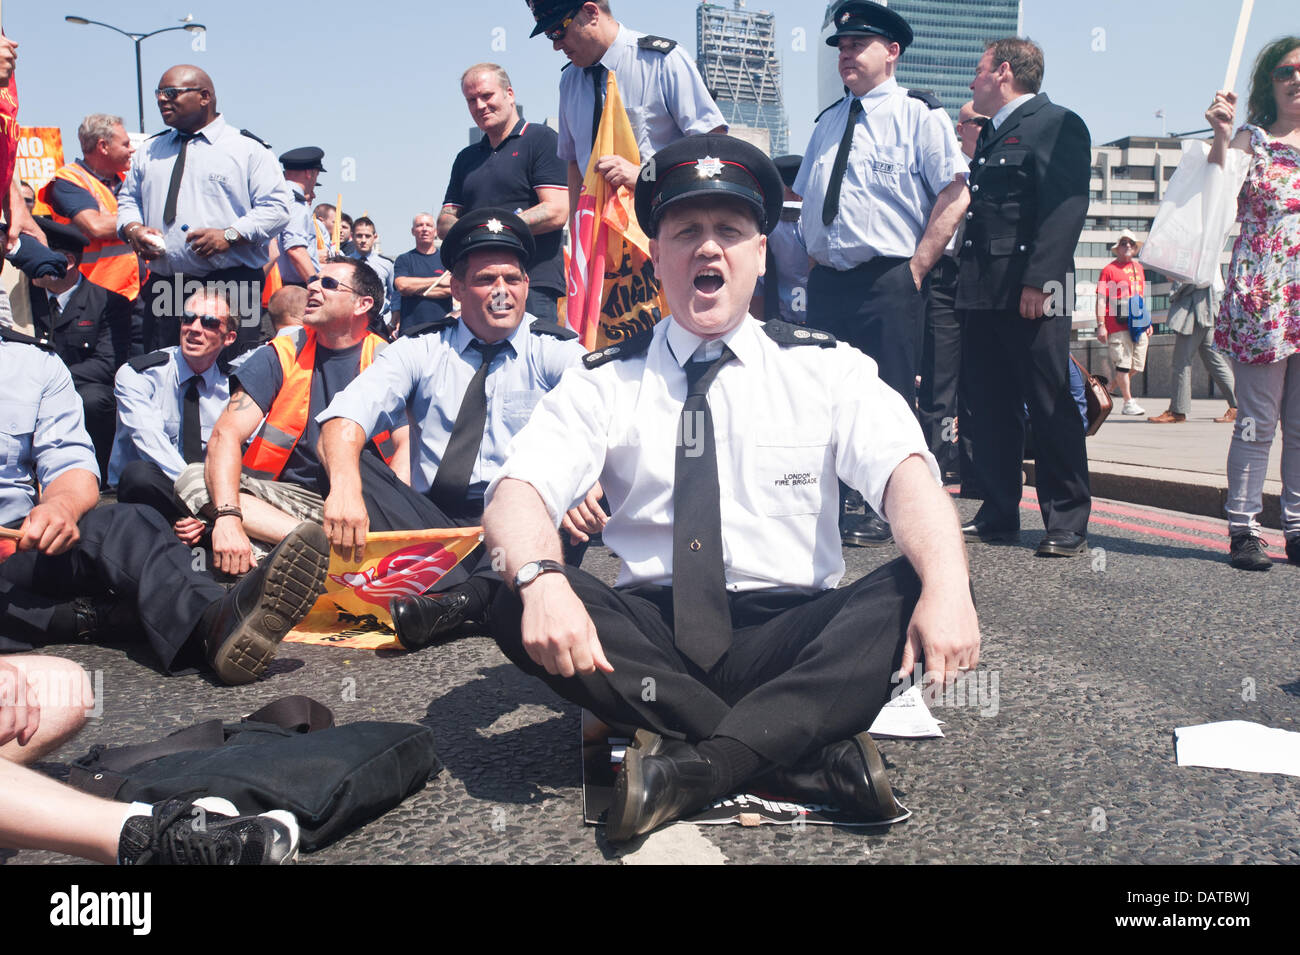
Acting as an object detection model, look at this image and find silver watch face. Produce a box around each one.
[224,228,239,242]
[517,562,540,585]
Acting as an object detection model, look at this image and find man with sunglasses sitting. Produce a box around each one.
[117,64,293,358]
[107,289,236,541]
[175,260,408,578]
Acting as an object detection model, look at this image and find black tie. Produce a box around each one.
[163,132,195,226]
[182,377,203,464]
[586,65,606,151]
[672,348,735,672]
[822,97,863,226]
[47,294,62,328]
[428,340,507,512]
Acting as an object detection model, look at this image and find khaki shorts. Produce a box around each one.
[174,463,325,524]
[1108,330,1149,373]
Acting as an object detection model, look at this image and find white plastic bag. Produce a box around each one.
[1139,139,1250,287]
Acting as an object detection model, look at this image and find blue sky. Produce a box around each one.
[8,0,1297,252]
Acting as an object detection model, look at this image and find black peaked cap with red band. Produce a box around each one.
[634,134,784,238]
[441,208,536,272]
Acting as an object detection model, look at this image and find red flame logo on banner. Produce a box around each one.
[327,541,459,608]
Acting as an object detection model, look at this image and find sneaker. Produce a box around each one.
[1121,399,1146,415]
[1228,533,1273,572]
[118,796,300,865]
[1286,536,1300,566]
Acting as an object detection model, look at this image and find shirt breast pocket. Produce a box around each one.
[751,431,831,517]
[502,391,540,433]
[860,145,908,186]
[0,401,38,468]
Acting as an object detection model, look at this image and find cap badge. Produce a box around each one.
[486,218,504,234]
[696,156,724,178]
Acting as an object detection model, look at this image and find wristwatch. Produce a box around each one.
[513,559,566,591]
[223,227,242,244]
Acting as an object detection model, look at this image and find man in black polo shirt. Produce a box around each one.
[438,62,569,322]
[392,213,452,337]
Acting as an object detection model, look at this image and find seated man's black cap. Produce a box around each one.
[527,0,583,38]
[825,0,914,52]
[441,208,536,272]
[279,146,327,172]
[34,216,89,254]
[635,134,784,238]
[773,155,803,190]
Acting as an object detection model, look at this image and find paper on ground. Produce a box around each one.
[869,685,945,739]
[1174,720,1300,777]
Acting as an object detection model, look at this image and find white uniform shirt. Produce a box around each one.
[557,24,726,174]
[795,77,966,270]
[488,315,938,592]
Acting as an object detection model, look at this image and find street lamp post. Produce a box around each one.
[64,16,207,133]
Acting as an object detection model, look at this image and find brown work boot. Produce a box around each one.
[1147,410,1186,423]
[1215,407,1238,423]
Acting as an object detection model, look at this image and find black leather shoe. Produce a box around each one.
[1286,535,1300,566]
[960,519,1019,543]
[389,591,471,651]
[607,730,719,844]
[842,512,892,547]
[198,522,329,685]
[1035,530,1088,557]
[71,596,138,642]
[1230,533,1273,571]
[756,731,906,822]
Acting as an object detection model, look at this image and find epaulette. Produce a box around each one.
[529,320,579,341]
[128,349,172,372]
[582,329,654,368]
[561,62,571,72]
[0,324,54,351]
[402,316,457,338]
[240,129,272,150]
[907,88,943,110]
[763,320,835,347]
[638,35,677,53]
[146,129,167,140]
[815,94,849,124]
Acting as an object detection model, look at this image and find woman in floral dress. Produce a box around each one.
[1207,36,1300,571]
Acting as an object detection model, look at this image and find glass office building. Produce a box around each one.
[697,2,789,155]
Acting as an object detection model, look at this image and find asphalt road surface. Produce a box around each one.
[6,491,1299,865]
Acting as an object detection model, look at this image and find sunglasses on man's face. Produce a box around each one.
[544,12,577,42]
[181,312,224,331]
[1272,64,1300,82]
[309,274,358,294]
[155,86,204,100]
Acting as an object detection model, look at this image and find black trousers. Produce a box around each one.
[116,459,188,524]
[525,287,561,324]
[491,557,921,768]
[0,504,225,668]
[807,257,925,409]
[139,266,271,358]
[961,307,1091,534]
[76,381,117,486]
[918,257,976,488]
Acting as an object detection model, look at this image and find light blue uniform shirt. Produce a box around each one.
[755,203,811,324]
[117,114,294,276]
[0,339,100,525]
[318,314,585,500]
[795,78,966,270]
[276,184,321,285]
[107,346,230,485]
[557,24,726,173]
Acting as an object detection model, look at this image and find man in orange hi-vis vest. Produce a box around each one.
[171,258,409,577]
[40,114,140,302]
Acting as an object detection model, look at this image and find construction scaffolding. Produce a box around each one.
[696,1,789,156]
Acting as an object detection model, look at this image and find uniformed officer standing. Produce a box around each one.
[274,146,331,287]
[481,134,980,842]
[109,288,236,533]
[796,0,969,546]
[348,217,396,334]
[117,64,293,357]
[752,154,809,325]
[525,1,726,211]
[318,209,591,651]
[0,326,327,685]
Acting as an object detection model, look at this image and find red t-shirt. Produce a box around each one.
[1098,258,1145,334]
